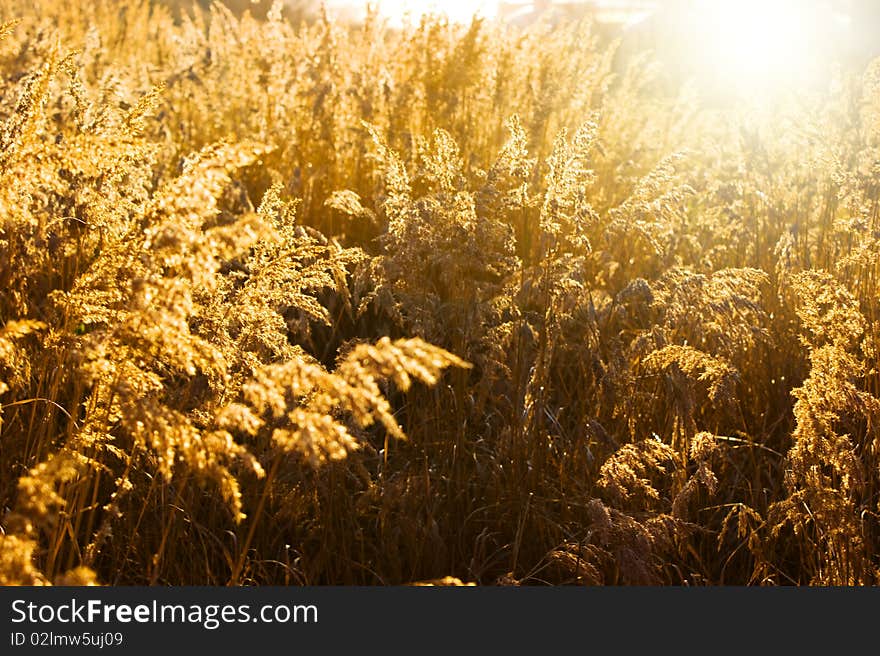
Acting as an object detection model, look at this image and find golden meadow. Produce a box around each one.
[1,0,879,586]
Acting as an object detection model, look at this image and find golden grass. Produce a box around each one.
[1,0,880,586]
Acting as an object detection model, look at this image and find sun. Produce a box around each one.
[688,0,828,91]
[337,0,844,93]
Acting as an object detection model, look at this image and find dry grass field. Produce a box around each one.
[1,0,879,585]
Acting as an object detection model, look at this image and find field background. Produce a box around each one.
[2,0,880,585]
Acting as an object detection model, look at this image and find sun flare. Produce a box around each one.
[336,0,844,94]
[690,0,821,88]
